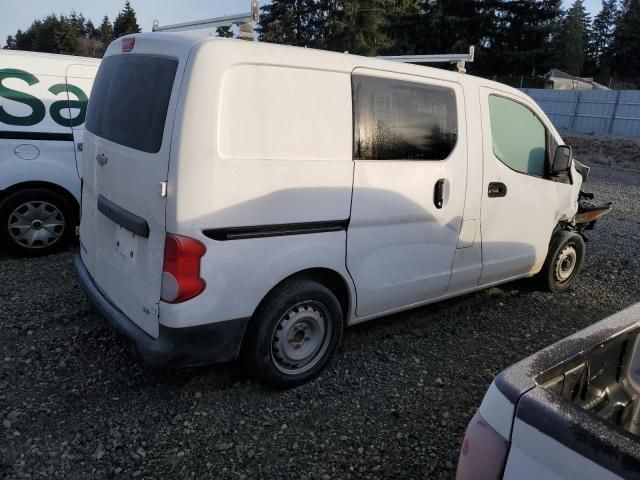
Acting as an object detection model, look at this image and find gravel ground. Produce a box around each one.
[1,164,639,480]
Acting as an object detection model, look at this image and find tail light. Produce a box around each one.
[161,233,206,303]
[456,412,509,480]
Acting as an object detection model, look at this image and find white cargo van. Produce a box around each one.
[75,34,606,388]
[0,50,99,256]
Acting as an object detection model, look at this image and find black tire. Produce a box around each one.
[242,279,344,389]
[0,188,77,257]
[538,230,585,293]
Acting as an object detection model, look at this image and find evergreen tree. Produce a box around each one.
[85,19,100,40]
[380,0,422,55]
[423,0,487,55]
[99,15,114,46]
[554,0,591,75]
[56,15,81,55]
[78,18,102,57]
[486,0,564,75]
[14,29,28,50]
[216,26,234,38]
[2,0,611,75]
[308,0,339,50]
[258,0,319,47]
[609,0,640,76]
[112,1,141,40]
[320,0,394,56]
[29,15,63,53]
[4,35,16,49]
[69,10,87,37]
[589,0,619,70]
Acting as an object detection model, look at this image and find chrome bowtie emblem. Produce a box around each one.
[96,153,108,166]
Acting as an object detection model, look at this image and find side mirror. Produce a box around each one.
[552,145,572,174]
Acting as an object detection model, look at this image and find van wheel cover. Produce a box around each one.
[7,201,65,249]
[271,301,332,375]
[554,243,578,284]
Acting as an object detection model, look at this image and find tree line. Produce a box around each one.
[3,1,141,58]
[3,0,639,79]
[258,0,640,78]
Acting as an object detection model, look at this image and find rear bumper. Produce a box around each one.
[74,254,249,367]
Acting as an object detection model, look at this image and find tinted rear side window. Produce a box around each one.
[86,55,178,153]
[353,75,458,161]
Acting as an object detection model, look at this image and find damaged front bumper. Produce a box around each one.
[572,159,612,231]
[575,191,612,230]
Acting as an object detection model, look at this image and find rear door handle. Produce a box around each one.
[433,178,445,209]
[488,182,507,198]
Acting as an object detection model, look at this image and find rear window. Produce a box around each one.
[86,55,178,153]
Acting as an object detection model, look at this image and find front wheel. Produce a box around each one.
[242,279,344,389]
[0,188,76,257]
[538,231,585,293]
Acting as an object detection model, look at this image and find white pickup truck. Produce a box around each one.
[457,303,640,480]
[0,51,99,256]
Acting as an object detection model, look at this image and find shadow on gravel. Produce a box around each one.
[348,275,541,334]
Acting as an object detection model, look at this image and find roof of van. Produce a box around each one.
[0,49,101,76]
[109,32,527,102]
[204,35,521,97]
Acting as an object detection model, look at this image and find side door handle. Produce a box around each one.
[433,178,445,209]
[488,182,507,198]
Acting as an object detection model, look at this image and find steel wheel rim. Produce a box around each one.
[271,300,332,375]
[7,201,65,249]
[554,243,578,284]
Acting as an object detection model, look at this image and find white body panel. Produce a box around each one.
[80,35,195,338]
[503,419,622,480]
[478,381,515,441]
[0,51,99,202]
[162,39,355,327]
[78,34,582,338]
[347,68,468,316]
[478,87,582,284]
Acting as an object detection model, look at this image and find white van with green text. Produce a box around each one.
[0,50,99,255]
[76,34,607,388]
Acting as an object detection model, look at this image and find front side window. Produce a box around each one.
[353,75,458,161]
[489,95,547,177]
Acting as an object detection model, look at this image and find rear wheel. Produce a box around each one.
[538,231,585,293]
[0,189,76,257]
[243,279,343,389]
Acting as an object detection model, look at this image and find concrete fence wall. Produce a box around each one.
[522,88,640,138]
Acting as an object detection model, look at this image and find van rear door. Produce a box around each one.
[80,37,187,338]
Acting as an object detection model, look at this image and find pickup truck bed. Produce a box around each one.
[457,303,640,480]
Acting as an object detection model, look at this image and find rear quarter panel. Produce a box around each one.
[162,40,357,327]
[504,388,636,480]
[504,419,623,479]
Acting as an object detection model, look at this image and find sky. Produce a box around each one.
[0,0,603,48]
[0,0,270,46]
